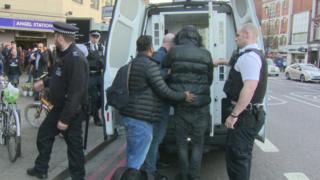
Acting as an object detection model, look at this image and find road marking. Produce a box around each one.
[255,139,279,152]
[284,172,310,180]
[289,92,320,103]
[284,95,320,109]
[268,95,287,106]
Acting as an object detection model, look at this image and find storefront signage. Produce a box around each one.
[0,18,53,31]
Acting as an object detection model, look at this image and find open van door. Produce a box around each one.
[230,0,267,142]
[102,0,145,137]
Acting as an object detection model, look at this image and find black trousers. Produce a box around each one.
[34,107,85,180]
[226,110,265,180]
[88,74,102,122]
[174,106,210,180]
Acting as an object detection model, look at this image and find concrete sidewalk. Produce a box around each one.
[0,75,110,180]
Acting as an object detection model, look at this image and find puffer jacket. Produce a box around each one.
[120,53,186,123]
[163,39,213,107]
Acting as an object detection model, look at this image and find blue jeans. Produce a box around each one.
[144,105,170,173]
[122,116,153,169]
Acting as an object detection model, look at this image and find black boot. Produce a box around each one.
[26,168,48,179]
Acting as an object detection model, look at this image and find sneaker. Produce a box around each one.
[26,168,48,179]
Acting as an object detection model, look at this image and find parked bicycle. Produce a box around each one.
[0,80,21,162]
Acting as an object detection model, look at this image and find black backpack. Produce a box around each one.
[111,167,155,180]
[106,61,132,110]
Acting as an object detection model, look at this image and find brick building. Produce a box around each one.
[261,0,291,57]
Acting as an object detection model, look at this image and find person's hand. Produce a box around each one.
[225,115,238,129]
[57,120,68,131]
[184,91,195,103]
[33,80,44,92]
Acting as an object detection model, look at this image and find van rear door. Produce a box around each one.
[103,0,145,136]
[230,0,267,142]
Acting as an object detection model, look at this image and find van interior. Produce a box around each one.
[164,13,209,49]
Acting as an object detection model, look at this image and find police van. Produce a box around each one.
[102,0,267,148]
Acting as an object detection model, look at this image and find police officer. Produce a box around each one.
[84,30,105,126]
[27,22,89,180]
[223,23,267,180]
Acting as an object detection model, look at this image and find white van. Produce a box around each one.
[102,0,267,148]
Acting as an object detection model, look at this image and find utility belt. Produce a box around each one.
[231,101,264,111]
[231,101,265,121]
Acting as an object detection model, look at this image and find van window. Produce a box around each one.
[120,0,139,21]
[109,23,133,68]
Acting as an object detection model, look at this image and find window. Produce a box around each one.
[73,0,83,3]
[91,0,99,10]
[105,0,113,6]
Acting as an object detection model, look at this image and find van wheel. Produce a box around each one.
[300,75,305,82]
[286,73,290,80]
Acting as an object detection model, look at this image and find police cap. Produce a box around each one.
[53,22,79,35]
[90,30,100,37]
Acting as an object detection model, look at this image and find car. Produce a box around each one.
[267,58,280,76]
[102,0,268,149]
[285,63,320,82]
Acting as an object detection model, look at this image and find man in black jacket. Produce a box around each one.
[163,26,214,180]
[27,22,89,180]
[119,35,194,171]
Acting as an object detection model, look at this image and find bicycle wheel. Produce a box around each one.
[6,110,21,162]
[24,103,47,128]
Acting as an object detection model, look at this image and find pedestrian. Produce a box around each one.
[223,23,267,180]
[6,49,21,86]
[84,30,105,126]
[27,22,89,180]
[144,33,175,180]
[33,43,49,79]
[119,35,195,172]
[163,25,214,180]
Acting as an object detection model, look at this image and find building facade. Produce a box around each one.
[0,0,108,49]
[309,0,320,67]
[259,0,317,65]
[261,0,291,57]
[287,0,313,65]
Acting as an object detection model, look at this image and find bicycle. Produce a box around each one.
[0,80,21,162]
[24,88,52,128]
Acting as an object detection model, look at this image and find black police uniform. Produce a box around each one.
[84,30,104,125]
[28,22,89,180]
[223,48,268,180]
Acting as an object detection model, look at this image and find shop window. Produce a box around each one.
[73,0,83,4]
[105,0,113,6]
[91,0,99,10]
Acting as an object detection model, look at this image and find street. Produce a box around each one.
[84,74,320,180]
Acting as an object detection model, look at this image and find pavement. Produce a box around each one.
[0,75,108,180]
[81,73,320,180]
[2,73,319,180]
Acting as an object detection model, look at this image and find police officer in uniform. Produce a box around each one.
[84,30,105,126]
[27,22,89,180]
[223,23,268,180]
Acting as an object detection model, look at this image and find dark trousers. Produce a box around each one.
[174,106,210,180]
[34,107,85,180]
[226,110,265,180]
[88,74,101,123]
[144,105,170,173]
